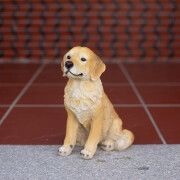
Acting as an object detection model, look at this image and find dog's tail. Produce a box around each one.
[115,129,134,151]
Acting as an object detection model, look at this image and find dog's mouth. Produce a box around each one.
[66,70,83,77]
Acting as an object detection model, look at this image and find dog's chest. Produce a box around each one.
[64,81,102,123]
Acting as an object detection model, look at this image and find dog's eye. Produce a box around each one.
[81,57,86,62]
[67,55,71,59]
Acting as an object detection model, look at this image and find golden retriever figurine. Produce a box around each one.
[58,46,134,159]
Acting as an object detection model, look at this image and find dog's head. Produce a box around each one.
[61,46,106,81]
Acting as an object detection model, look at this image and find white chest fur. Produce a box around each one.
[64,79,103,123]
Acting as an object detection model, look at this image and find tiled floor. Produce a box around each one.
[0,63,180,145]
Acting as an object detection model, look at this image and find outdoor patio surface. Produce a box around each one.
[0,62,180,145]
[0,62,180,179]
[0,145,180,180]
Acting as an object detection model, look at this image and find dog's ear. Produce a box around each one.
[61,59,66,77]
[90,53,106,81]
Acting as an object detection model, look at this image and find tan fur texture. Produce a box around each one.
[58,46,134,159]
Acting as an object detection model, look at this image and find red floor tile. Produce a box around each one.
[124,63,180,83]
[0,85,24,104]
[0,108,8,119]
[0,63,39,72]
[104,85,140,104]
[34,64,67,84]
[18,84,140,105]
[137,85,180,104]
[101,63,128,83]
[17,85,64,104]
[0,64,40,83]
[34,64,128,84]
[115,107,162,144]
[0,63,178,145]
[149,107,180,144]
[0,107,66,144]
[0,107,162,145]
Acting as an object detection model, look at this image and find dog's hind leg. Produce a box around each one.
[101,118,134,152]
[111,118,134,151]
[100,118,120,151]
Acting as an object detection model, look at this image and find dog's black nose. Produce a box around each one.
[65,61,74,69]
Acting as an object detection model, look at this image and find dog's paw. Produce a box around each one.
[58,145,73,156]
[80,149,94,160]
[100,140,114,151]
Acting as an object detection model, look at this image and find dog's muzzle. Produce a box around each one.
[65,61,74,69]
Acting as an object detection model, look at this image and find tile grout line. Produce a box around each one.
[1,82,180,87]
[1,104,180,108]
[0,64,46,126]
[0,104,142,108]
[119,63,167,145]
[1,59,180,63]
[13,104,65,108]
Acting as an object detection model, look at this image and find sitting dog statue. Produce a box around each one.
[58,46,134,159]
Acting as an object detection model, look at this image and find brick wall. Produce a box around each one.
[0,0,179,62]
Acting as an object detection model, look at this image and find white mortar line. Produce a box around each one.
[0,83,25,86]
[1,60,180,63]
[0,64,46,126]
[115,104,180,107]
[135,82,180,86]
[0,82,130,87]
[0,105,10,107]
[1,104,141,108]
[32,83,130,87]
[1,103,180,108]
[15,104,65,108]
[1,82,180,87]
[119,63,167,144]
[14,104,141,108]
[113,104,142,107]
[147,104,180,107]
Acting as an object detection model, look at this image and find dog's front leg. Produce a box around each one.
[58,106,79,156]
[80,110,103,160]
